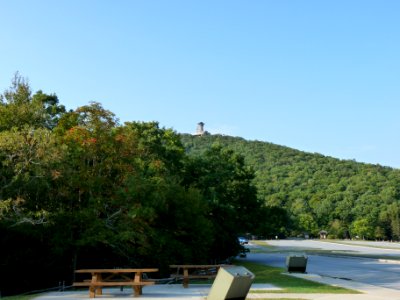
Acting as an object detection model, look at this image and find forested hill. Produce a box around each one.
[180,134,400,240]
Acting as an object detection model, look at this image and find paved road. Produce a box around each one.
[243,239,400,290]
[267,239,400,256]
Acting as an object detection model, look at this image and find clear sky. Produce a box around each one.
[1,1,400,168]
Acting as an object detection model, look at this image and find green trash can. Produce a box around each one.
[207,266,254,300]
[286,254,308,273]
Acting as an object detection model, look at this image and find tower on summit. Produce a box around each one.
[194,122,209,136]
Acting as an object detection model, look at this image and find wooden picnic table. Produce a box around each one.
[170,264,227,288]
[73,268,158,298]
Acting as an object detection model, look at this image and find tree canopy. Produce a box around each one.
[0,75,263,296]
[181,134,400,240]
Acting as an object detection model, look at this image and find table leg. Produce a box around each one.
[183,268,189,288]
[89,273,102,297]
[89,285,95,298]
[134,272,143,296]
[97,273,103,295]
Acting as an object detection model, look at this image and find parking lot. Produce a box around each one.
[246,239,400,290]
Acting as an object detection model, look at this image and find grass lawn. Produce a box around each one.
[237,261,360,294]
[1,295,37,300]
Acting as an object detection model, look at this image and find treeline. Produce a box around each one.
[0,75,269,295]
[181,134,400,241]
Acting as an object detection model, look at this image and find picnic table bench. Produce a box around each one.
[73,268,158,298]
[169,264,227,288]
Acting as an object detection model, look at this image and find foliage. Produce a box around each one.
[181,134,400,240]
[183,145,262,260]
[0,75,259,295]
[0,72,65,130]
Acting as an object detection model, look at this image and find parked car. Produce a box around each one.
[238,237,249,245]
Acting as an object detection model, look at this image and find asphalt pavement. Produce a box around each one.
[32,284,278,300]
[246,239,400,290]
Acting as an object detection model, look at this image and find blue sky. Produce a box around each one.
[1,1,400,167]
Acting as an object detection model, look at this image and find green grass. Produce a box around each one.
[237,261,360,294]
[252,240,277,249]
[1,295,37,300]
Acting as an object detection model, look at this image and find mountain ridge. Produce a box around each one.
[180,133,400,240]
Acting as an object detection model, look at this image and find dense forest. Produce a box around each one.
[181,134,400,241]
[0,75,265,296]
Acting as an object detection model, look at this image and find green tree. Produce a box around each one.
[351,218,374,240]
[184,144,262,260]
[0,126,60,223]
[381,203,400,241]
[0,73,65,131]
[52,112,216,271]
[329,219,347,239]
[297,213,318,236]
[257,206,289,238]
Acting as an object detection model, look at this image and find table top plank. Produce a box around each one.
[169,265,225,268]
[75,268,158,273]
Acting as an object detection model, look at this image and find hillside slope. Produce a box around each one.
[181,134,400,240]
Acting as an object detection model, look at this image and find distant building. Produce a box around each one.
[319,230,328,239]
[194,122,209,136]
[196,122,205,135]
